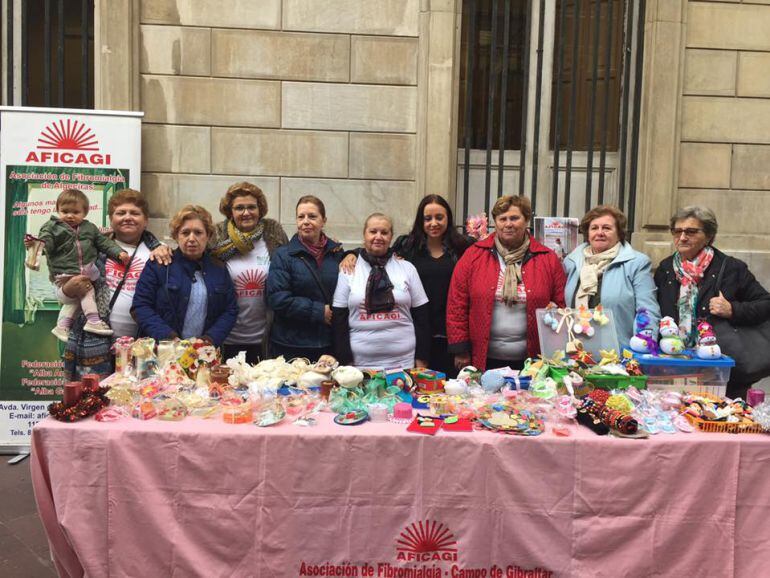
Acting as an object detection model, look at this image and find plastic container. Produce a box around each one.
[633,352,735,398]
[536,308,620,360]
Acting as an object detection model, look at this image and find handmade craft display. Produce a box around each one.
[658,317,685,355]
[695,320,721,360]
[629,308,657,353]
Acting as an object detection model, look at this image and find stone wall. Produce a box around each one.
[128,0,459,244]
[635,0,770,287]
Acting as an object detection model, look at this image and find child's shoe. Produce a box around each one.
[84,320,114,336]
[51,326,70,342]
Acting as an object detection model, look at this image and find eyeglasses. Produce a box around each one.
[232,204,258,214]
[670,227,704,238]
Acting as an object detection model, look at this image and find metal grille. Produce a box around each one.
[458,0,646,235]
[3,0,94,108]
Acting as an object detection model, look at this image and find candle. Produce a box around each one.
[63,381,83,407]
[747,389,765,407]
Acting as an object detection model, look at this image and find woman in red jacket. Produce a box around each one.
[447,195,566,371]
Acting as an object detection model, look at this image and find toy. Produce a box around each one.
[658,316,685,355]
[696,320,721,360]
[465,213,490,241]
[572,305,595,337]
[629,308,657,353]
[480,369,505,393]
[408,368,446,393]
[592,305,609,326]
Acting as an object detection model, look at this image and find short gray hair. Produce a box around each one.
[670,205,718,242]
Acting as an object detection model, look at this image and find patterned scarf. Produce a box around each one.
[673,246,714,347]
[211,219,264,262]
[575,242,621,308]
[494,233,530,306]
[360,249,395,314]
[300,233,328,267]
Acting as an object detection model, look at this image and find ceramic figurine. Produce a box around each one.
[629,308,656,353]
[658,316,685,355]
[696,320,721,360]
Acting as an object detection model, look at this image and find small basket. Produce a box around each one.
[684,414,765,434]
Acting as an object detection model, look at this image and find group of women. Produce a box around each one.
[64,184,770,400]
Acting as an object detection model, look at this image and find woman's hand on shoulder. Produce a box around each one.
[340,253,357,274]
[149,244,173,266]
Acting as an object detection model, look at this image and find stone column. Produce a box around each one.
[416,0,462,201]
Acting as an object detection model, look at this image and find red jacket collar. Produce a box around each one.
[474,233,551,254]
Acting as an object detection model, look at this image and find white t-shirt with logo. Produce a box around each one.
[333,256,429,370]
[225,238,270,344]
[106,240,152,338]
[487,253,528,360]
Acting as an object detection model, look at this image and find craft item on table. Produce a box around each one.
[573,305,595,337]
[696,320,721,360]
[113,336,135,375]
[606,393,634,413]
[176,338,220,380]
[570,344,596,367]
[220,395,253,424]
[550,395,577,436]
[319,379,336,401]
[622,354,644,377]
[130,398,157,420]
[579,395,639,435]
[679,393,761,433]
[297,370,328,389]
[332,365,364,389]
[334,409,369,426]
[138,376,163,398]
[444,379,468,396]
[49,377,110,422]
[63,381,83,407]
[366,402,389,422]
[157,398,188,421]
[408,368,446,393]
[598,349,620,366]
[283,394,310,419]
[542,310,559,332]
[156,339,178,369]
[576,406,610,435]
[131,338,158,379]
[313,355,339,375]
[175,390,210,409]
[480,369,506,393]
[457,365,481,385]
[426,394,464,416]
[747,388,766,407]
[254,399,286,427]
[465,213,490,241]
[593,305,610,326]
[24,233,45,270]
[94,406,129,422]
[406,414,441,435]
[477,402,545,436]
[751,401,770,431]
[530,377,558,400]
[658,317,685,355]
[389,402,414,424]
[629,308,657,354]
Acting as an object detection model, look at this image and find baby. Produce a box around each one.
[27,188,129,341]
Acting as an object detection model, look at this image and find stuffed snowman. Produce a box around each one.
[659,316,685,355]
[629,308,657,353]
[696,320,722,360]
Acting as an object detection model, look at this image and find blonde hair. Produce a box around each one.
[363,212,393,235]
[169,205,215,240]
[56,188,89,214]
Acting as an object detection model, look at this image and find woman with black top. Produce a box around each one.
[341,194,472,376]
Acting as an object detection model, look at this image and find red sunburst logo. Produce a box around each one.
[235,269,266,293]
[37,119,99,150]
[396,520,458,554]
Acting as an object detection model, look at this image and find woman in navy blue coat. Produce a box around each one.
[132,205,238,347]
[266,195,344,360]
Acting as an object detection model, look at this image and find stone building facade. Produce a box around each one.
[96,0,770,285]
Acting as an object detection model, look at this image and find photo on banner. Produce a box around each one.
[0,107,141,449]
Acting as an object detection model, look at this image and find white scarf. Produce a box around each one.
[575,242,621,308]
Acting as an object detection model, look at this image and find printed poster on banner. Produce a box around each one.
[0,106,142,449]
[533,217,579,262]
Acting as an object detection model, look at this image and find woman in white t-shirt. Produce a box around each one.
[211,182,288,363]
[63,188,172,379]
[332,213,431,370]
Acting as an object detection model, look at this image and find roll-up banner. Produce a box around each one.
[0,106,142,451]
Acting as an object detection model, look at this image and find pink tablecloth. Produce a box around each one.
[31,413,770,578]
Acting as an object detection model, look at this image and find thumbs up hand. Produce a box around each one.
[709,291,733,319]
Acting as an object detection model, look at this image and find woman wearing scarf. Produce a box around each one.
[655,206,770,398]
[564,205,660,347]
[332,213,431,370]
[211,182,288,363]
[266,195,344,360]
[447,195,566,371]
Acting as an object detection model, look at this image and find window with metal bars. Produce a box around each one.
[2,0,94,109]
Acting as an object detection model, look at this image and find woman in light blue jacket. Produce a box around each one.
[563,205,660,346]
